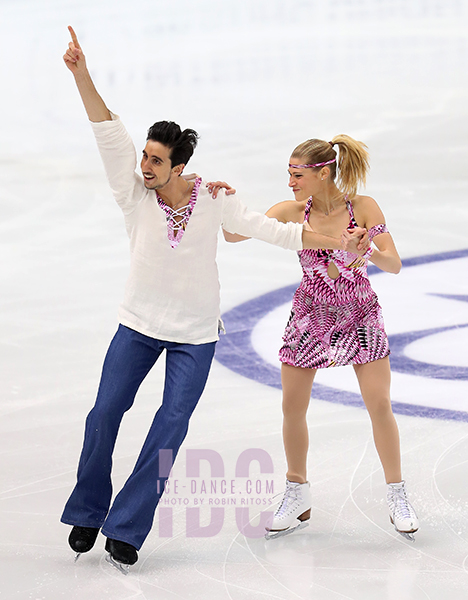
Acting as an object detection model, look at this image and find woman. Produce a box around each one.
[220,134,418,541]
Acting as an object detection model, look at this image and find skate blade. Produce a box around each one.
[396,530,416,542]
[74,553,81,563]
[105,552,130,575]
[265,521,309,540]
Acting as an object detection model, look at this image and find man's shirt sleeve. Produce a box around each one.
[221,193,303,251]
[90,113,147,214]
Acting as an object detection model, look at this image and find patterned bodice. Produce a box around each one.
[298,196,388,286]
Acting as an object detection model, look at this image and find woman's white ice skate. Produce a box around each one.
[265,480,311,540]
[387,481,419,541]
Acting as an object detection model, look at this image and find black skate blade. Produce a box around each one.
[74,552,81,563]
[265,521,309,540]
[105,552,130,575]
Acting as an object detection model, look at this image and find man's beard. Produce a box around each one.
[144,172,172,190]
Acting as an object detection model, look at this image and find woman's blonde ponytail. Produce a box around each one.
[330,134,369,198]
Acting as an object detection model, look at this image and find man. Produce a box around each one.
[61,27,366,571]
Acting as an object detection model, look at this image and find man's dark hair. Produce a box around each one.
[146,121,199,168]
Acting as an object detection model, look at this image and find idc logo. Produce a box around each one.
[216,249,468,422]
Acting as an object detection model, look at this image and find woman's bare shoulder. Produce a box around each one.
[351,195,385,228]
[351,194,378,209]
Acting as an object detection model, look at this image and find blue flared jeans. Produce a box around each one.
[61,324,216,550]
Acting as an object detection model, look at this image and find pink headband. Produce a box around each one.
[289,158,336,169]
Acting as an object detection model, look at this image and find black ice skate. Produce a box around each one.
[68,526,100,562]
[105,538,138,575]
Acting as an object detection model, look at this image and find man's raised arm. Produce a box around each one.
[63,26,112,123]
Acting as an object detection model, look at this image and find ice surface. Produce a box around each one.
[1,1,468,598]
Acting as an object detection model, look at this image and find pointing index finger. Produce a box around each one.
[68,25,81,49]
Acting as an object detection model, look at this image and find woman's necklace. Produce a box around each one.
[321,193,345,216]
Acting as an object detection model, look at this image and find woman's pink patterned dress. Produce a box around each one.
[279,197,390,369]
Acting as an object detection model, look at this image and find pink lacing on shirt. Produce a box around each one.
[156,177,202,248]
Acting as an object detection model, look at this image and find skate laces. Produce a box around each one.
[275,483,303,518]
[389,486,415,520]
